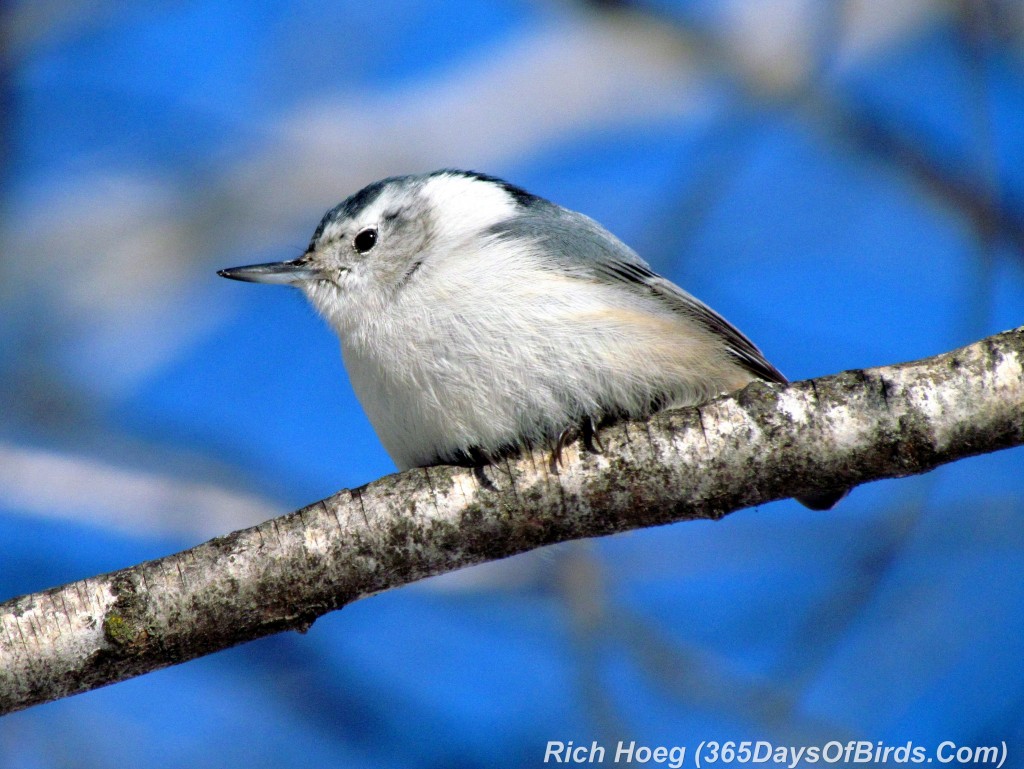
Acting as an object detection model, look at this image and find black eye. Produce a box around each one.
[353,228,378,253]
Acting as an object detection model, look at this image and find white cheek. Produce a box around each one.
[303,275,360,333]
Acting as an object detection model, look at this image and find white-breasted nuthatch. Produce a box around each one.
[219,170,845,510]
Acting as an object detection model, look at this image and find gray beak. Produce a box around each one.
[217,258,320,285]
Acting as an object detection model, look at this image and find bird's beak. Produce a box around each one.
[217,258,320,285]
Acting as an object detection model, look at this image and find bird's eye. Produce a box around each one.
[353,228,378,253]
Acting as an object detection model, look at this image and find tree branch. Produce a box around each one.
[2,327,1022,715]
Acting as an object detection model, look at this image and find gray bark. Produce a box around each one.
[2,326,1022,715]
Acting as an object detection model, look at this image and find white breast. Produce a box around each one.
[338,238,747,469]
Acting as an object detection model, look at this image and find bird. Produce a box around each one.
[219,169,846,510]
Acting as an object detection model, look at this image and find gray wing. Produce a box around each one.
[490,203,788,385]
